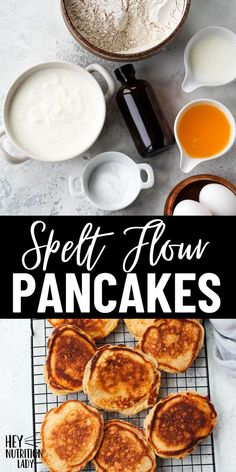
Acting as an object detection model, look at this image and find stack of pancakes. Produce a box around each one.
[41,318,217,472]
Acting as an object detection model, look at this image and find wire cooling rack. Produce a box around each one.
[31,319,216,472]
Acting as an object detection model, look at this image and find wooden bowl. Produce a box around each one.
[164,174,236,215]
[61,0,191,62]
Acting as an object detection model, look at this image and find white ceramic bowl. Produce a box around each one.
[0,62,115,164]
[69,152,155,211]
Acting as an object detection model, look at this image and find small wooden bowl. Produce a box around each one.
[61,0,191,62]
[164,174,236,215]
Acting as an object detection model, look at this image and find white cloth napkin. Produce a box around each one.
[210,319,236,378]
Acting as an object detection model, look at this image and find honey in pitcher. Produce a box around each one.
[178,103,232,158]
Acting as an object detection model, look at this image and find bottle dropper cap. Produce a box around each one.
[114,64,136,84]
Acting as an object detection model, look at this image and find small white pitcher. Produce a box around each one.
[182,26,236,93]
[174,99,236,173]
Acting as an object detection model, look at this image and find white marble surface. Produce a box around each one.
[0,320,236,472]
[0,0,236,215]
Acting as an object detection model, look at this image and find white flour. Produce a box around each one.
[88,162,131,206]
[66,0,186,53]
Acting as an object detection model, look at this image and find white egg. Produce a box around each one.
[173,199,212,216]
[199,183,236,215]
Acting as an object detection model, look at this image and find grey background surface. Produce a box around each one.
[1,0,236,215]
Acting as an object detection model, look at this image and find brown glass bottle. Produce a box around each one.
[115,64,175,158]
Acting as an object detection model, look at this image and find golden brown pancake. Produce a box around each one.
[144,391,217,458]
[41,400,104,472]
[83,345,161,415]
[124,319,157,338]
[48,318,119,340]
[44,324,96,395]
[138,319,204,373]
[124,318,201,339]
[93,420,156,472]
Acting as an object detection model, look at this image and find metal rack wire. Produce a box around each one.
[31,319,216,472]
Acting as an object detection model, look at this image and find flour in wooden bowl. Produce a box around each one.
[65,0,187,53]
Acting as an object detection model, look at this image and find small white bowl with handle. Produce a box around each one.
[0,61,115,164]
[69,151,155,211]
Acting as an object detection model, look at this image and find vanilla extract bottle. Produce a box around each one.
[115,64,175,158]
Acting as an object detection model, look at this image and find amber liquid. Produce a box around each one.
[178,104,231,158]
[116,79,175,158]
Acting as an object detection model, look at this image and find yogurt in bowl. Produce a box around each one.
[0,62,115,164]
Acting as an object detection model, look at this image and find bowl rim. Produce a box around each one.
[61,0,191,61]
[164,174,236,215]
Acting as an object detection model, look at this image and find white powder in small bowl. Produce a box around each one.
[87,162,136,209]
[65,0,187,54]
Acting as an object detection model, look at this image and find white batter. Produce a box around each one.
[8,67,105,160]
